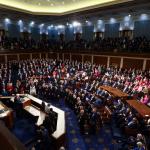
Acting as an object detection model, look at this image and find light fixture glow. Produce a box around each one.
[29,21,35,27]
[110,18,116,24]
[4,18,11,23]
[18,20,23,25]
[140,14,149,21]
[72,21,81,27]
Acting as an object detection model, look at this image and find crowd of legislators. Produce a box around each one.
[0,59,150,150]
[0,33,150,52]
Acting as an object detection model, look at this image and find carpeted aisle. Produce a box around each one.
[11,117,36,144]
[52,100,121,150]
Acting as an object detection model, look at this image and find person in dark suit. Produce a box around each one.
[43,108,57,135]
[14,94,22,117]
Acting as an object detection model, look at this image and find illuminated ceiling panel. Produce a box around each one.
[0,0,133,15]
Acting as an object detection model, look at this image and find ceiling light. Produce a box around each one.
[4,18,10,23]
[124,16,130,22]
[29,21,35,27]
[48,26,51,29]
[39,24,44,28]
[110,18,116,24]
[18,20,23,25]
[140,14,148,21]
[98,20,103,24]
[57,25,65,29]
[72,21,81,27]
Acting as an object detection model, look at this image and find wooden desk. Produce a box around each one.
[0,120,26,150]
[127,100,150,118]
[0,94,66,149]
[25,94,65,139]
[10,96,31,108]
[24,94,66,149]
[24,105,45,126]
[99,85,128,98]
[0,102,13,128]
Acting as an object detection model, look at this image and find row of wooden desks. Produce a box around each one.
[127,100,150,118]
[99,85,150,118]
[99,85,128,98]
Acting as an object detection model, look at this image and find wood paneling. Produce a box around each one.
[83,55,92,62]
[20,54,30,60]
[146,60,150,70]
[0,55,5,63]
[59,53,63,60]
[64,53,70,60]
[41,53,46,59]
[110,57,121,67]
[48,53,57,59]
[123,58,143,69]
[71,54,82,62]
[93,56,107,65]
[7,55,17,62]
[32,53,40,59]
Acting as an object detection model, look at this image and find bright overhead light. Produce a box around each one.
[110,18,116,24]
[18,20,23,25]
[72,21,81,27]
[29,21,35,26]
[39,23,44,28]
[140,14,149,21]
[98,20,103,24]
[4,18,10,23]
[69,24,73,28]
[124,16,131,22]
[57,25,65,29]
[48,26,51,29]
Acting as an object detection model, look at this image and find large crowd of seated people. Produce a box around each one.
[0,59,150,150]
[0,35,150,53]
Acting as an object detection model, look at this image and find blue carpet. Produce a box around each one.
[11,117,36,144]
[52,100,122,150]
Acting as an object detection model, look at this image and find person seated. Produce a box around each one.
[136,133,146,145]
[133,142,146,150]
[1,88,8,96]
[94,97,103,107]
[127,117,139,129]
[140,94,149,105]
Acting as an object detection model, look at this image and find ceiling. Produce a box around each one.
[0,0,133,15]
[0,0,150,26]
